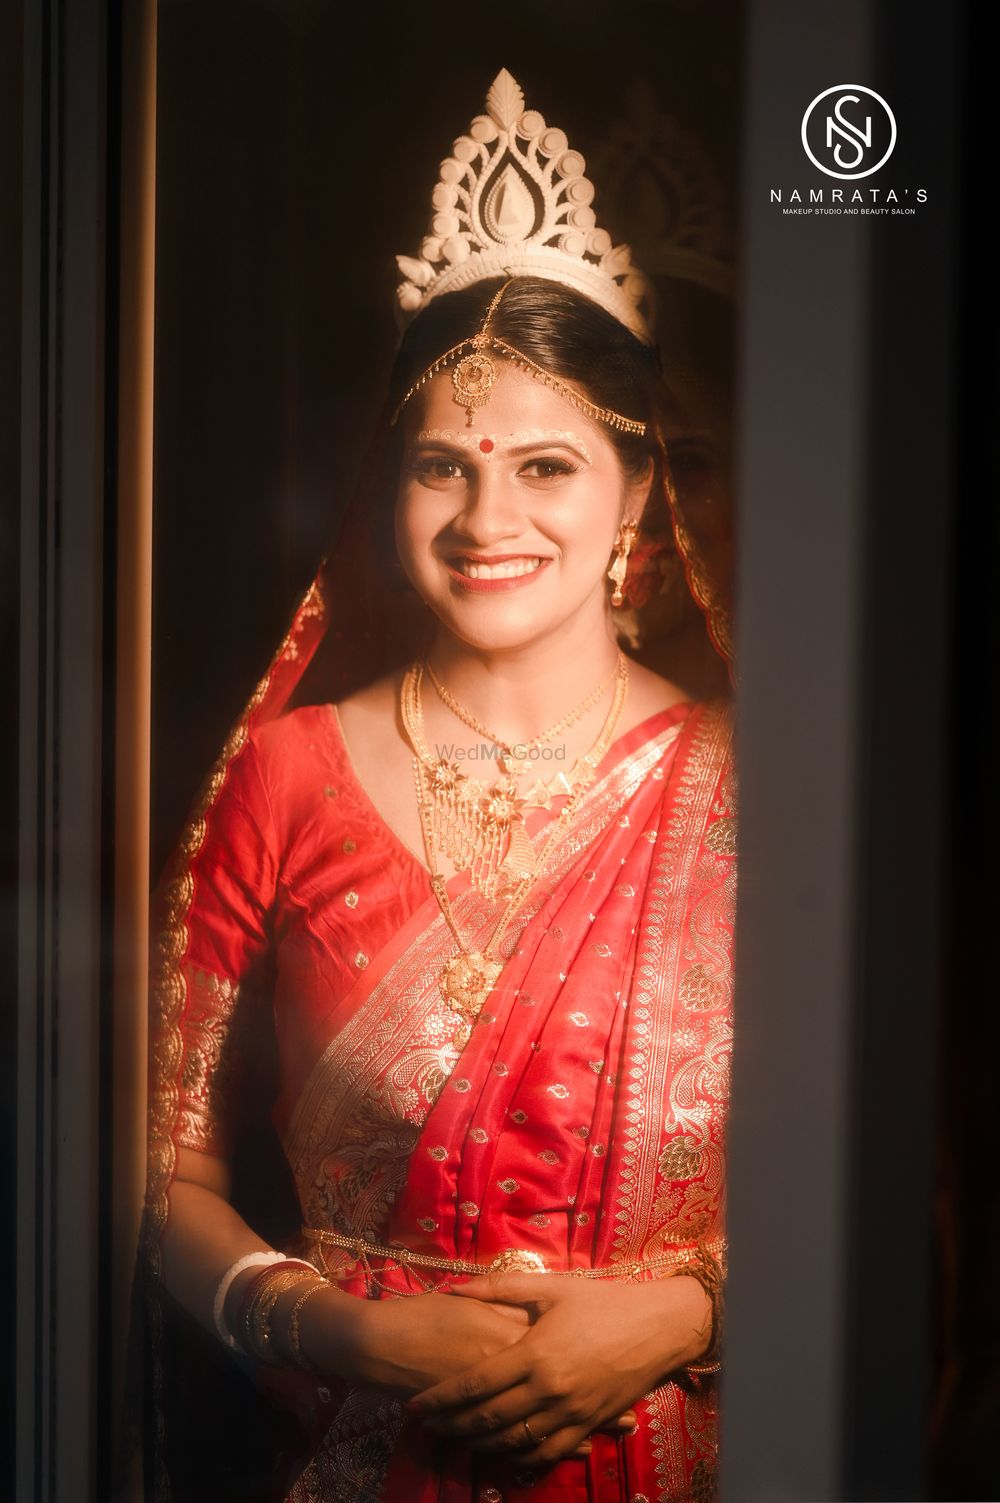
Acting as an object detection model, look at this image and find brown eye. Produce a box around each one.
[519,457,576,479]
[411,456,465,482]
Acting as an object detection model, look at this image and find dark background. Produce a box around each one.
[1,0,23,1480]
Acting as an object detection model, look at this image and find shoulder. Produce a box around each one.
[241,703,338,777]
[228,705,341,818]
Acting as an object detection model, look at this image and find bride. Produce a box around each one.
[145,69,735,1503]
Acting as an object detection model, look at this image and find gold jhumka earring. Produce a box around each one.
[608,519,640,607]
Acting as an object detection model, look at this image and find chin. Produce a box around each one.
[437,614,555,654]
[419,590,557,644]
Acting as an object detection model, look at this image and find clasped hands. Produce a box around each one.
[404,1268,713,1469]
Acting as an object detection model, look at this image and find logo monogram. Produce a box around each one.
[801,85,897,180]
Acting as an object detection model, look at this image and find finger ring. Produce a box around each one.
[522,1418,546,1445]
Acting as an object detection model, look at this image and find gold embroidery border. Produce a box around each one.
[612,699,734,1265]
[644,1378,720,1503]
[143,579,324,1502]
[616,699,732,1503]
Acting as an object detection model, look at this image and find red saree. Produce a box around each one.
[150,662,734,1503]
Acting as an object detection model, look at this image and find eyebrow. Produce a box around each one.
[409,438,592,461]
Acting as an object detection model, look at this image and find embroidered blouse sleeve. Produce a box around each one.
[155,736,280,1159]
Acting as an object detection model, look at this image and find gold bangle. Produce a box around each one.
[286,1278,330,1373]
[673,1242,725,1365]
[243,1266,322,1365]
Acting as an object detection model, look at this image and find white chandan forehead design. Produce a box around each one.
[396,69,654,345]
[416,428,593,464]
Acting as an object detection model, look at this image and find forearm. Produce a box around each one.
[160,1178,274,1337]
[159,1177,363,1374]
[640,1273,714,1378]
[158,1174,528,1388]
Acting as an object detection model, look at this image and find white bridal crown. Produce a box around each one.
[395,69,655,345]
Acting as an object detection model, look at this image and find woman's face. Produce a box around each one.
[394,363,651,655]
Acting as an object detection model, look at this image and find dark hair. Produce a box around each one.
[386,275,663,483]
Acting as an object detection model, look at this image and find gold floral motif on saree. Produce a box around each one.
[283,1390,404,1503]
[644,1378,720,1503]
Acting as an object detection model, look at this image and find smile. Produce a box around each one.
[444,556,552,592]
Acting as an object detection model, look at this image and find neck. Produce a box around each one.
[424,611,624,748]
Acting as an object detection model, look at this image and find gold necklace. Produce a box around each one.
[424,653,623,785]
[401,655,629,899]
[402,659,629,1028]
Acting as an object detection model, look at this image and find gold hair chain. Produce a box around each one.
[390,280,647,436]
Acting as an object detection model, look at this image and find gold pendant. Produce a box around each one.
[494,816,537,893]
[452,351,498,425]
[439,950,504,1022]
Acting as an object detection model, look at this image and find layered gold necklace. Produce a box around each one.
[399,654,629,1026]
[424,656,619,801]
[401,651,627,899]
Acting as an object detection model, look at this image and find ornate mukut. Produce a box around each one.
[395,68,655,344]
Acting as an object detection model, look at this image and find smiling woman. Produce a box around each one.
[145,69,735,1503]
[395,343,652,650]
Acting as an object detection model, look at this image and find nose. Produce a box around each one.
[448,465,525,546]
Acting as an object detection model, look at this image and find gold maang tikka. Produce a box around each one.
[390,278,648,436]
[449,282,510,425]
[608,519,640,607]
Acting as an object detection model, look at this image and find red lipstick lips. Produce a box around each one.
[444,553,553,594]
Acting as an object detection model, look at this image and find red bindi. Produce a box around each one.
[478,438,494,453]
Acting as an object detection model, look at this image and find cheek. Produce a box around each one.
[546,487,622,560]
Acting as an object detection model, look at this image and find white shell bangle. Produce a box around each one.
[212,1250,312,1350]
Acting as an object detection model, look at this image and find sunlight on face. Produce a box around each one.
[394,364,647,656]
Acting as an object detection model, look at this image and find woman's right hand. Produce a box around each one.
[295,1286,637,1456]
[300,1286,530,1396]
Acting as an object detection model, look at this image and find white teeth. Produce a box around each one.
[458,557,543,580]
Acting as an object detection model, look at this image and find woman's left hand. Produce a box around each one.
[409,1270,713,1469]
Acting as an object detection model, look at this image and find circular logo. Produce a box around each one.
[801,85,897,180]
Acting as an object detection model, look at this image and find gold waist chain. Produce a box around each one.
[300,1224,725,1282]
